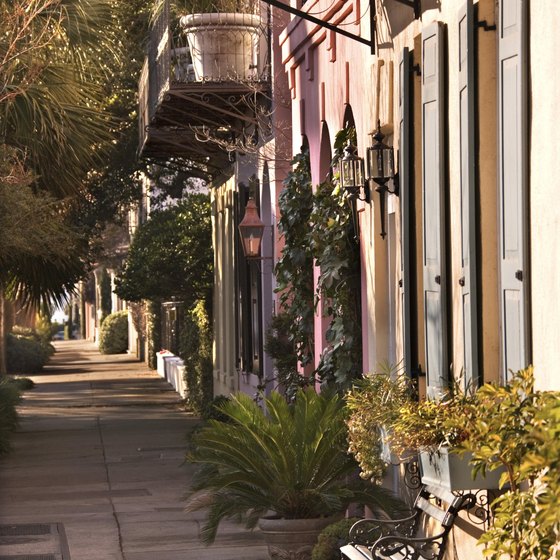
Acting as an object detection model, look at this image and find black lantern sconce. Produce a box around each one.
[366,120,399,240]
[339,140,371,203]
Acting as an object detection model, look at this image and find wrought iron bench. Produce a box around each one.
[340,484,474,560]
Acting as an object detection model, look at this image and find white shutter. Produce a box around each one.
[422,22,448,398]
[458,0,479,390]
[498,0,530,381]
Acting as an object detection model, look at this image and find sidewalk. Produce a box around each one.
[0,340,268,560]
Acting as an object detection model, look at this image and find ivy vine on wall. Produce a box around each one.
[312,127,362,389]
[273,129,363,392]
[274,150,315,372]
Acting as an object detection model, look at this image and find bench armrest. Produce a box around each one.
[369,532,448,560]
[348,512,419,545]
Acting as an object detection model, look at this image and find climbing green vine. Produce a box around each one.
[274,150,315,372]
[273,129,362,392]
[311,176,362,388]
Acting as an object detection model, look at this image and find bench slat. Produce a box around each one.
[340,543,372,560]
[422,484,457,505]
[415,496,448,524]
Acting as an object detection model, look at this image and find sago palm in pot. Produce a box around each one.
[185,388,404,559]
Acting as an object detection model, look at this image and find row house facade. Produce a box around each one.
[276,0,559,555]
[279,0,560,394]
[138,0,559,556]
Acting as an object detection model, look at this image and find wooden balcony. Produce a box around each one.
[138,0,270,181]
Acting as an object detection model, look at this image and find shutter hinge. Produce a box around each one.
[515,270,523,281]
[458,277,465,287]
[435,275,441,285]
[398,279,403,288]
[411,63,422,76]
[477,20,497,32]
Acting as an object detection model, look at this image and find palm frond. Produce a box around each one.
[186,389,406,543]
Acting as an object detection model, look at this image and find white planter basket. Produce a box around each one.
[419,448,505,491]
[180,13,261,81]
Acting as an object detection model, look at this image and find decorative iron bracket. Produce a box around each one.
[392,0,421,19]
[260,0,377,54]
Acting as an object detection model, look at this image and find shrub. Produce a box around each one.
[178,299,213,414]
[98,310,128,354]
[147,301,162,370]
[0,376,33,456]
[7,328,53,373]
[200,395,231,423]
[312,518,360,560]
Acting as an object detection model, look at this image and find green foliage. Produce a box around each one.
[9,377,35,391]
[178,299,213,414]
[389,388,474,457]
[200,395,232,422]
[456,367,560,560]
[185,388,404,544]
[311,178,361,389]
[7,327,54,373]
[264,313,311,400]
[98,310,128,354]
[147,301,162,370]
[0,376,23,456]
[311,517,360,560]
[115,194,213,307]
[346,367,416,482]
[273,138,362,392]
[99,269,113,322]
[274,151,315,371]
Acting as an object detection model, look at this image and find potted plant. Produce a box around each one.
[185,388,404,559]
[387,386,506,491]
[178,0,262,81]
[346,366,416,483]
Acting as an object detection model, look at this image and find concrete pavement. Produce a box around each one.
[0,340,268,560]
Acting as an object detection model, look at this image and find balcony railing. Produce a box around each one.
[138,0,270,180]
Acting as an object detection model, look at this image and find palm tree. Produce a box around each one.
[0,0,121,371]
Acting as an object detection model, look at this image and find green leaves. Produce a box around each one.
[186,389,402,544]
[275,150,315,372]
[274,139,362,391]
[454,367,560,560]
[115,194,213,305]
[312,179,361,389]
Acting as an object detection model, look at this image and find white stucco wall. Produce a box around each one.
[529,1,560,391]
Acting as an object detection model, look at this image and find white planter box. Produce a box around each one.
[419,448,504,491]
[156,350,174,378]
[166,357,187,397]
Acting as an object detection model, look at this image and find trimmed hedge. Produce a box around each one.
[98,310,129,354]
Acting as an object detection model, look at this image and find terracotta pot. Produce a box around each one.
[258,515,340,560]
[180,13,261,81]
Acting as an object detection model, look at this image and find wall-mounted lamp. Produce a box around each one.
[367,120,399,240]
[238,197,266,259]
[339,140,370,203]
